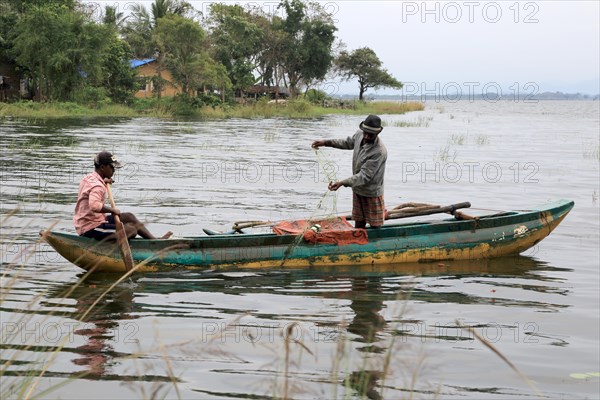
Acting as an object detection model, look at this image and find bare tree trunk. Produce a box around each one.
[274,66,280,101]
[282,73,289,100]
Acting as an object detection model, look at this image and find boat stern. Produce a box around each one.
[40,230,128,273]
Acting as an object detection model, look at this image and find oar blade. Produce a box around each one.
[115,221,134,271]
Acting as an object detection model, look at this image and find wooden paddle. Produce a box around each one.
[232,202,473,230]
[385,202,472,220]
[106,183,134,272]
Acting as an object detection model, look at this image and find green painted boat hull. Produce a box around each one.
[41,200,574,273]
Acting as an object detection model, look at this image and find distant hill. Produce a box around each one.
[339,91,600,101]
[524,91,599,100]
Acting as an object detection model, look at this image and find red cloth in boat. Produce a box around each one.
[272,216,368,245]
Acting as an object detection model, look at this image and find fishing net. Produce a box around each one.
[269,148,367,247]
[272,216,368,245]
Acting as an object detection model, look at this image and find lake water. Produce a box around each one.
[1,100,599,399]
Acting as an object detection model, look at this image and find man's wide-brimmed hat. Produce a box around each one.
[94,151,123,169]
[359,115,383,135]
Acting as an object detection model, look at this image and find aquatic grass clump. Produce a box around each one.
[449,134,466,145]
[435,145,457,163]
[388,115,433,128]
[582,143,599,160]
[0,99,425,120]
[0,101,84,118]
[88,104,137,117]
[475,134,490,145]
[198,99,317,119]
[201,98,379,120]
[176,98,424,119]
[359,101,424,115]
[0,101,141,119]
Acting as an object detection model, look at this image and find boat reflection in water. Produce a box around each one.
[42,255,568,397]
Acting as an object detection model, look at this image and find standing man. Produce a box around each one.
[312,115,387,229]
[74,151,172,240]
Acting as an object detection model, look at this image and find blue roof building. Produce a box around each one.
[129,59,156,69]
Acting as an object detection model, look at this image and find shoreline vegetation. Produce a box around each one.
[0,99,425,120]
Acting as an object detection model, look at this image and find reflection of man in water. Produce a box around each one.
[72,324,112,376]
[346,277,386,400]
[347,277,386,348]
[68,282,135,377]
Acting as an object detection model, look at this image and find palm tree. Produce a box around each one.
[151,0,171,25]
[102,5,126,30]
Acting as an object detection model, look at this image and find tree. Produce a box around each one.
[297,17,338,93]
[151,0,194,25]
[121,0,194,58]
[0,4,17,63]
[153,14,206,95]
[253,11,286,98]
[151,0,171,24]
[102,5,126,29]
[121,4,153,58]
[206,3,264,95]
[2,0,76,10]
[336,47,403,100]
[101,38,136,103]
[11,4,109,100]
[9,1,135,103]
[197,58,232,102]
[275,0,337,98]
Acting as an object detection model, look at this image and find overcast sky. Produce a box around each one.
[332,1,599,96]
[87,1,600,96]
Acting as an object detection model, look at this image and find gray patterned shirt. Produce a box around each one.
[328,130,387,197]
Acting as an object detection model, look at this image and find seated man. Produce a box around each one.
[74,151,172,240]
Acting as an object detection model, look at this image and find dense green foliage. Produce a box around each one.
[0,0,403,105]
[3,0,135,103]
[11,4,100,100]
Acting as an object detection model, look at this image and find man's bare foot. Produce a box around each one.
[161,231,173,239]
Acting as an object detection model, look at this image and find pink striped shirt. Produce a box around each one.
[73,171,107,235]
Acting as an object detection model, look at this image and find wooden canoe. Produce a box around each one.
[40,200,574,273]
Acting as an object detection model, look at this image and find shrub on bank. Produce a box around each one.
[71,87,111,108]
